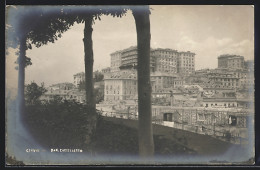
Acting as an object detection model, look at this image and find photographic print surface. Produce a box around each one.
[5,5,254,165]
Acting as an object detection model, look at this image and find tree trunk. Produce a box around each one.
[83,16,96,113]
[17,36,26,123]
[83,15,97,145]
[133,6,154,158]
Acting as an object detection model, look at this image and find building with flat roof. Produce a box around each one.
[110,50,122,72]
[110,46,195,74]
[119,46,156,71]
[104,70,137,102]
[150,71,179,91]
[73,72,85,87]
[151,48,178,73]
[218,54,244,70]
[177,51,196,74]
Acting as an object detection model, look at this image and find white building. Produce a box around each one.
[73,72,85,87]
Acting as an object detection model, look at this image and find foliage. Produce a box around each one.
[94,70,104,82]
[25,98,91,150]
[91,116,139,155]
[94,88,104,104]
[14,56,32,70]
[91,117,196,156]
[6,6,133,50]
[25,99,197,156]
[25,82,47,105]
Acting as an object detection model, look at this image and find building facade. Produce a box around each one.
[151,48,178,73]
[206,71,240,89]
[104,70,137,102]
[119,46,156,71]
[150,72,177,91]
[73,72,85,87]
[110,50,122,72]
[177,51,196,74]
[218,54,245,70]
[40,83,75,102]
[110,46,195,74]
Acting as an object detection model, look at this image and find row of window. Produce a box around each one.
[106,90,135,95]
[182,64,194,67]
[204,103,237,107]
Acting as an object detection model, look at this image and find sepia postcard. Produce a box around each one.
[5,5,255,166]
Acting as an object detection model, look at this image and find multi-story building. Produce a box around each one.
[218,54,245,70]
[73,72,85,87]
[110,46,195,74]
[193,68,253,90]
[40,83,75,102]
[104,70,137,102]
[150,72,183,92]
[206,71,240,89]
[177,51,196,74]
[119,46,156,71]
[120,46,138,70]
[151,48,178,73]
[110,50,122,72]
[150,72,176,91]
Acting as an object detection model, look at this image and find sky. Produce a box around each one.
[6,5,254,89]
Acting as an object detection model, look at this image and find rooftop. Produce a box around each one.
[218,54,244,59]
[104,71,137,80]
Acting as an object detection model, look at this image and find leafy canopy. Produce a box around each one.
[25,82,47,105]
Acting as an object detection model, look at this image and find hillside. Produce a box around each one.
[102,116,246,156]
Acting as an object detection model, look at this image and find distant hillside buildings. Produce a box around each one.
[102,46,253,109]
[106,46,195,74]
[38,46,254,138]
[41,46,253,110]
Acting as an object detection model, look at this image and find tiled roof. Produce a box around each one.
[104,71,137,80]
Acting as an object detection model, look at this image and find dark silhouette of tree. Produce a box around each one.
[25,82,47,105]
[6,6,76,124]
[7,5,155,157]
[132,6,154,158]
[94,70,104,82]
[83,15,96,116]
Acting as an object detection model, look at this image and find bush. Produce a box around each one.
[25,98,92,150]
